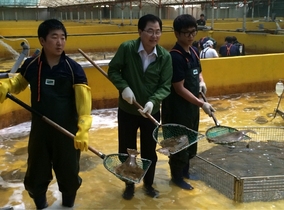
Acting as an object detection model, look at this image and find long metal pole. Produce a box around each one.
[243,0,247,31]
[267,0,270,21]
[211,0,214,29]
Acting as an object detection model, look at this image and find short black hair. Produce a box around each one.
[173,14,197,32]
[138,14,162,31]
[225,36,233,43]
[38,19,67,40]
[200,14,205,17]
[231,36,237,42]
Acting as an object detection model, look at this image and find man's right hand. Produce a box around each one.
[121,87,136,104]
[201,102,216,117]
[0,74,28,103]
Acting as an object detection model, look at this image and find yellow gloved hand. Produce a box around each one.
[74,84,92,151]
[0,78,10,103]
[0,74,28,103]
[74,115,92,151]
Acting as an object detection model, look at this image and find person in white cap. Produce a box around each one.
[199,40,219,59]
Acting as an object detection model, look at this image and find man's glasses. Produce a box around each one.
[180,30,197,37]
[143,29,162,37]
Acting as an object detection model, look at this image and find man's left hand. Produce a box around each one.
[138,101,153,118]
[199,81,207,94]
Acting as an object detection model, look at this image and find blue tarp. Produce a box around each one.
[0,0,39,6]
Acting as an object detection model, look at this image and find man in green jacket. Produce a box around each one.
[108,14,172,200]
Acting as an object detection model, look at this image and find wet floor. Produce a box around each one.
[1,91,284,209]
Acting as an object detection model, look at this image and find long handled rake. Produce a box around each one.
[78,48,205,156]
[6,93,151,183]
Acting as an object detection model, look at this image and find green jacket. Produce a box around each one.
[108,38,172,115]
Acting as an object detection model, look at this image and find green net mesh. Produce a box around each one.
[205,125,251,143]
[103,153,152,183]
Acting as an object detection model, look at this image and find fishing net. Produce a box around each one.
[153,123,205,155]
[205,125,250,143]
[103,153,152,184]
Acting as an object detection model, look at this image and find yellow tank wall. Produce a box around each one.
[207,21,284,31]
[1,29,284,59]
[200,53,284,96]
[0,25,142,37]
[163,19,284,30]
[0,88,31,128]
[207,31,284,54]
[84,65,118,108]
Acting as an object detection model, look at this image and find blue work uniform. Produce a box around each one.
[219,43,240,57]
[19,50,87,200]
[162,43,201,170]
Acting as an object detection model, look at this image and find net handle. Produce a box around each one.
[78,48,161,126]
[200,91,220,126]
[7,80,149,184]
[6,93,106,159]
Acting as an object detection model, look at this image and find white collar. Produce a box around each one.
[138,41,157,56]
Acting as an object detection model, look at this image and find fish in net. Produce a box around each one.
[113,148,146,183]
[153,124,205,155]
[206,128,256,144]
[156,135,189,156]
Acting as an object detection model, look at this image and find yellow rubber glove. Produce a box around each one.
[74,84,92,151]
[0,74,28,103]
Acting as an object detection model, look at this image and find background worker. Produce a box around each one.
[199,36,217,51]
[196,14,206,26]
[0,19,92,209]
[162,14,215,190]
[232,36,245,55]
[108,14,172,200]
[219,36,240,57]
[200,40,219,59]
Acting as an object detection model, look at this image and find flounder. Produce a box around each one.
[114,148,144,182]
[156,135,189,156]
[208,129,257,144]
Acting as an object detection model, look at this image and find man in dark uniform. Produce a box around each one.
[162,14,215,190]
[232,36,245,55]
[0,19,92,209]
[219,36,240,57]
[196,14,206,26]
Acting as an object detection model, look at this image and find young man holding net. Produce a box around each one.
[108,14,172,200]
[0,19,92,209]
[162,14,215,190]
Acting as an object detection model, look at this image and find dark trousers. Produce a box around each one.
[118,108,159,186]
[24,120,81,199]
[169,142,197,171]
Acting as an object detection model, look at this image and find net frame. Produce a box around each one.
[103,153,152,183]
[153,123,205,154]
[199,92,250,145]
[205,125,251,144]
